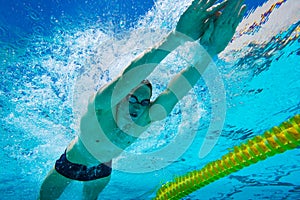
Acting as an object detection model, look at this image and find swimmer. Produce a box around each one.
[39,0,246,199]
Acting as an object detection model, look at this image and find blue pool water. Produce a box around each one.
[1,0,300,199]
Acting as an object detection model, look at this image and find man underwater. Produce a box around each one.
[39,0,246,199]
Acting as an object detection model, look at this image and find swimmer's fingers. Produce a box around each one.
[233,4,247,28]
[192,0,208,10]
[223,2,246,32]
[200,18,214,45]
[205,0,228,15]
[214,0,246,36]
[176,0,228,40]
[216,0,245,26]
[199,0,246,55]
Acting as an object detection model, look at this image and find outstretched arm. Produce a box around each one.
[95,0,228,111]
[149,0,246,122]
[94,32,188,111]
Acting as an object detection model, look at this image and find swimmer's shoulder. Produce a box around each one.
[88,93,116,120]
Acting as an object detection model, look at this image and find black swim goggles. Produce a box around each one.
[127,94,150,106]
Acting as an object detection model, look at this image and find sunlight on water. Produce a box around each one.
[225,0,300,53]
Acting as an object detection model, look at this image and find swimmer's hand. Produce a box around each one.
[200,0,246,56]
[175,0,228,40]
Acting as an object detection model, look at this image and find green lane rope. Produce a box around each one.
[154,114,300,200]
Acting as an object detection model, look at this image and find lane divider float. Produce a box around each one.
[154,114,300,200]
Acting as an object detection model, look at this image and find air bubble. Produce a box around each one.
[119,20,126,28]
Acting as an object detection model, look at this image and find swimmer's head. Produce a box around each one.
[126,80,152,119]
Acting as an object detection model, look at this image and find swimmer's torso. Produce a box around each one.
[66,94,150,166]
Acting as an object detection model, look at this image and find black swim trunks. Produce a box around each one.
[55,150,112,181]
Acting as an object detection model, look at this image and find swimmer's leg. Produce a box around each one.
[82,175,111,200]
[39,168,72,200]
